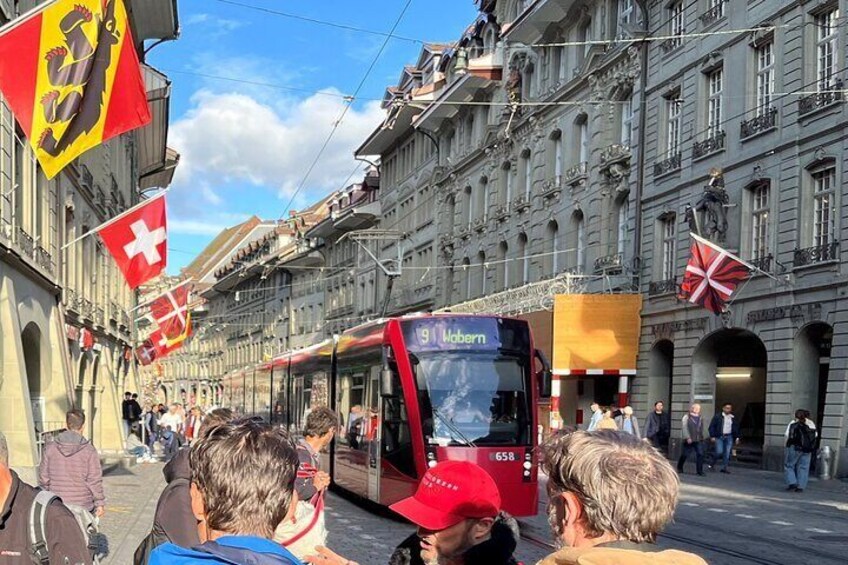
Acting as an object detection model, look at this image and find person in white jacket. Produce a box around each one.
[586,403,603,431]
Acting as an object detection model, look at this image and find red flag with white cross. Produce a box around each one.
[150,281,191,340]
[135,338,157,366]
[679,234,752,314]
[97,193,167,289]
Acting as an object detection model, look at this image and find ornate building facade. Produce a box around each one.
[0,0,180,468]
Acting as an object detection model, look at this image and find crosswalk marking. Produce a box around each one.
[735,514,756,519]
[770,520,793,526]
[682,502,700,507]
[707,508,728,513]
[806,527,833,534]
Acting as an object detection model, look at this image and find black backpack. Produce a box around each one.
[791,422,816,453]
[133,478,190,565]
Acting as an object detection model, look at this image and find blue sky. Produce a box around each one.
[146,0,478,273]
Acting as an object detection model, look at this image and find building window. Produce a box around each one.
[501,162,513,205]
[576,213,585,270]
[465,185,474,225]
[619,95,633,146]
[547,221,559,275]
[575,115,589,164]
[707,67,723,137]
[617,0,636,38]
[668,2,684,49]
[498,241,509,289]
[816,8,839,90]
[756,41,774,114]
[477,176,489,220]
[751,183,770,261]
[617,197,630,255]
[516,233,529,285]
[813,168,835,248]
[665,96,681,156]
[579,19,592,62]
[661,215,676,280]
[522,150,533,196]
[710,0,725,18]
[478,251,487,296]
[554,135,563,182]
[462,258,472,301]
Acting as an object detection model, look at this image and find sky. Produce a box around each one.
[146,0,479,274]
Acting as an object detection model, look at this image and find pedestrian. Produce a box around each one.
[347,405,363,448]
[644,401,670,451]
[134,409,234,565]
[184,406,203,444]
[147,419,302,565]
[597,409,618,431]
[122,391,142,438]
[708,403,740,473]
[536,430,706,564]
[615,406,641,438]
[127,424,153,462]
[158,426,179,462]
[142,404,157,449]
[306,460,519,565]
[159,404,184,438]
[0,431,92,565]
[586,402,603,431]
[677,403,706,476]
[274,406,336,557]
[38,409,106,521]
[784,409,817,493]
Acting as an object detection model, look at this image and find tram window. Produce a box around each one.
[382,363,416,478]
[337,371,366,447]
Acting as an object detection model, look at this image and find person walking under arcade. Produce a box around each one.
[784,409,817,493]
[708,403,740,473]
[677,403,706,476]
[644,401,670,451]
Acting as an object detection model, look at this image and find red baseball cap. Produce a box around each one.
[389,460,501,530]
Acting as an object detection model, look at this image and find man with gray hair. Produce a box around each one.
[0,430,91,564]
[538,430,706,564]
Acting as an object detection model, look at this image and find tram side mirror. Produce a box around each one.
[381,366,397,397]
[535,349,552,398]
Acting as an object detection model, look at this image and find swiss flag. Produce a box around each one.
[98,194,167,289]
[150,282,191,340]
[135,339,157,366]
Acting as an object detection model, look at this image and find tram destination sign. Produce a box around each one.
[402,318,503,352]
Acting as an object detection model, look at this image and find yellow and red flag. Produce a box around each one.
[0,0,150,179]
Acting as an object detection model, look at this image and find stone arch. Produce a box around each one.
[648,339,674,417]
[22,322,48,433]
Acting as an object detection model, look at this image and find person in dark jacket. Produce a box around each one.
[644,401,670,451]
[38,409,105,518]
[148,419,301,565]
[122,392,142,438]
[0,431,92,565]
[707,403,740,473]
[677,404,706,476]
[142,408,234,556]
[294,406,336,502]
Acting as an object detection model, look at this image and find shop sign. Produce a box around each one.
[650,318,708,338]
[747,303,822,325]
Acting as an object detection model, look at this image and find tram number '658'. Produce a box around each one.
[489,451,518,462]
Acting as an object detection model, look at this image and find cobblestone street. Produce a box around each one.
[95,461,847,565]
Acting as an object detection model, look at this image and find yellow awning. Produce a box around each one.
[552,295,643,375]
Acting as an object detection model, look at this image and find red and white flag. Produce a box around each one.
[135,339,157,366]
[98,194,167,289]
[679,234,752,314]
[150,282,191,340]
[135,318,191,366]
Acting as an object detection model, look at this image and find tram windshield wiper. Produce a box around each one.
[431,406,476,447]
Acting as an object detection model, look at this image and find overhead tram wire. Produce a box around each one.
[278,0,416,221]
[209,0,424,44]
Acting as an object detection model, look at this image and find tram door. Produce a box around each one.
[366,366,381,503]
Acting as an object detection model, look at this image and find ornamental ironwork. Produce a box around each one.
[799,80,843,117]
[600,144,631,166]
[793,242,839,266]
[594,252,625,274]
[699,1,726,27]
[749,254,772,273]
[692,131,726,159]
[660,37,682,54]
[653,153,681,177]
[35,246,54,276]
[648,278,678,296]
[512,193,531,212]
[16,227,34,257]
[740,108,777,139]
[564,161,588,184]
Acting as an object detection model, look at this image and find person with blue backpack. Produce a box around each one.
[784,409,817,493]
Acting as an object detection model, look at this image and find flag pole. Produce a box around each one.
[0,0,60,37]
[62,189,169,251]
[690,233,781,283]
[129,278,193,314]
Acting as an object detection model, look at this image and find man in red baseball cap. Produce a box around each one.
[305,460,520,565]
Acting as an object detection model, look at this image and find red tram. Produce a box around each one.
[219,313,551,517]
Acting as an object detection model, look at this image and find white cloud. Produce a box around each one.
[185,13,244,35]
[170,218,237,236]
[169,89,384,209]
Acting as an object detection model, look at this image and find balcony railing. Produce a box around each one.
[65,288,78,309]
[80,298,94,320]
[94,306,105,326]
[798,80,844,117]
[492,204,510,221]
[749,254,773,273]
[653,153,681,177]
[794,242,839,267]
[594,252,625,274]
[16,227,34,257]
[599,144,631,166]
[110,301,121,322]
[564,162,588,184]
[699,1,726,27]
[741,108,777,139]
[512,193,531,212]
[660,36,683,54]
[541,177,562,199]
[35,246,53,276]
[649,278,678,296]
[692,131,726,159]
[120,310,130,330]
[472,217,487,233]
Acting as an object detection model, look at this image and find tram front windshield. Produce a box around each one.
[402,317,532,446]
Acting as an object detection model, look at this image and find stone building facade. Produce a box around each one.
[0,0,180,467]
[632,0,848,475]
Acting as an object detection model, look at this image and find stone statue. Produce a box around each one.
[694,168,729,241]
[684,205,698,234]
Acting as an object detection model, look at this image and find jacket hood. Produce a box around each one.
[163,447,192,483]
[537,545,708,565]
[389,512,520,565]
[54,430,90,457]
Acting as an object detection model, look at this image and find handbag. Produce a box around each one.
[273,491,327,559]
